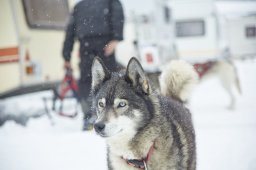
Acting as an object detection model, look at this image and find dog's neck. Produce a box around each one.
[107,124,159,160]
[107,128,139,159]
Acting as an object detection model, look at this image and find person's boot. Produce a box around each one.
[83,113,94,131]
[81,98,96,131]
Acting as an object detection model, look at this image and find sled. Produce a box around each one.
[43,68,80,119]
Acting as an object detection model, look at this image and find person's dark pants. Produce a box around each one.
[78,37,117,129]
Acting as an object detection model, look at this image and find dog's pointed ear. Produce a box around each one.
[126,57,151,94]
[91,57,110,92]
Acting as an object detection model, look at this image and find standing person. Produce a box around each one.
[62,0,124,130]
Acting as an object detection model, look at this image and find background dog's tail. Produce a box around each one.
[159,60,199,102]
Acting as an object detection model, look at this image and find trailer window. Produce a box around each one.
[245,26,256,38]
[23,0,69,30]
[176,20,205,37]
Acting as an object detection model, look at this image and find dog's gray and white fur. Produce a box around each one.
[91,57,197,170]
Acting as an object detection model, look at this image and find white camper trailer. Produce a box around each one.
[216,1,256,59]
[168,0,219,61]
[0,0,81,95]
[122,0,176,72]
[168,0,256,61]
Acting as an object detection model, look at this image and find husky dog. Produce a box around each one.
[193,60,241,109]
[91,57,197,170]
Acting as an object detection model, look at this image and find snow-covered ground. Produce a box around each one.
[0,59,256,170]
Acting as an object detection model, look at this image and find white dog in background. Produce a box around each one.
[191,60,241,109]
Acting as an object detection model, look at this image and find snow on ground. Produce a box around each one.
[0,59,256,170]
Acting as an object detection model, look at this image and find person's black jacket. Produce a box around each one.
[62,0,124,62]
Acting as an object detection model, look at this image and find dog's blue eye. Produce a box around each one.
[118,102,126,108]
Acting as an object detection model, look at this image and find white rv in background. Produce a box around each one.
[122,0,176,72]
[168,0,256,61]
[169,0,219,61]
[0,0,78,95]
[216,1,256,59]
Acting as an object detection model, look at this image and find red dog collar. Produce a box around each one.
[122,142,155,169]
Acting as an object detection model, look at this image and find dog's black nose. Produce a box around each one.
[94,123,105,132]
